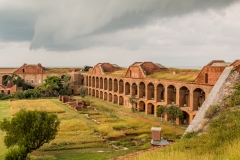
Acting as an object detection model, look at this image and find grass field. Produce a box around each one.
[1,98,184,159]
[10,99,65,115]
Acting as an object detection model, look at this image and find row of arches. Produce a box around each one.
[87,76,206,110]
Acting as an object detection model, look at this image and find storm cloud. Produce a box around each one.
[0,0,239,51]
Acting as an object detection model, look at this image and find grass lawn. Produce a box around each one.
[0,100,10,159]
[1,98,184,160]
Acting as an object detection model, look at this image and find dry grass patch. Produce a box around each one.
[10,99,65,115]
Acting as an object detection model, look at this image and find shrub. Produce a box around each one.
[205,105,220,118]
[5,145,28,160]
[0,93,12,100]
[12,91,25,99]
[23,89,42,99]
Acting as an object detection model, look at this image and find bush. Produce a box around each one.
[12,91,25,99]
[0,93,12,100]
[23,89,42,99]
[5,145,28,160]
[205,105,220,118]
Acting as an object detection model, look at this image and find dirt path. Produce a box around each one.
[91,99,184,134]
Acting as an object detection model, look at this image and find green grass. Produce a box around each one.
[0,100,10,159]
[130,107,240,160]
[1,97,185,159]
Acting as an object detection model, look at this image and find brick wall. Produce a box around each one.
[194,66,226,85]
[125,66,145,78]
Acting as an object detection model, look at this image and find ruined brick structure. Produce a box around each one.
[83,60,239,124]
[0,63,84,94]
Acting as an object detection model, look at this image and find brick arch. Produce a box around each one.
[108,78,113,91]
[139,82,146,98]
[92,76,95,87]
[167,84,176,104]
[86,76,88,86]
[92,89,95,97]
[193,88,205,111]
[119,79,124,94]
[139,101,145,112]
[181,110,190,124]
[89,76,92,87]
[179,86,190,107]
[131,83,138,96]
[100,77,103,89]
[119,96,124,105]
[1,75,11,85]
[104,92,108,100]
[100,91,103,99]
[114,79,118,92]
[147,82,155,100]
[104,78,108,90]
[147,103,155,115]
[156,83,165,102]
[96,90,99,98]
[96,77,99,88]
[109,93,112,102]
[113,94,118,104]
[88,88,91,95]
[125,82,130,95]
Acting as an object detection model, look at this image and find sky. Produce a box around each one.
[0,0,240,68]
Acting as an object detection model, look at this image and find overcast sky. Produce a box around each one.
[0,0,240,68]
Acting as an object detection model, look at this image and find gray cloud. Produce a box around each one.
[0,0,239,51]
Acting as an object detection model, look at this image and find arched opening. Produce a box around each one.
[114,95,118,104]
[147,103,155,115]
[119,80,124,94]
[139,101,145,112]
[104,78,108,90]
[147,83,154,100]
[132,83,138,96]
[193,88,205,110]
[104,92,108,100]
[205,73,208,84]
[88,88,91,95]
[92,77,95,87]
[109,93,112,102]
[179,86,190,107]
[96,90,99,98]
[100,77,103,89]
[125,82,130,95]
[2,75,10,85]
[92,89,95,97]
[100,91,103,99]
[96,77,99,88]
[156,84,164,102]
[119,96,124,105]
[114,79,118,92]
[182,111,190,125]
[89,76,92,87]
[139,82,146,98]
[61,75,65,79]
[167,85,176,104]
[86,76,88,86]
[109,78,112,91]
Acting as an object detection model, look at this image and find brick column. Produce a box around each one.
[189,90,193,110]
[176,88,179,106]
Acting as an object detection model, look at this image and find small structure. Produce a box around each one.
[151,127,169,146]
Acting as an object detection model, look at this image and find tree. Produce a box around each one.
[128,95,137,112]
[0,110,60,159]
[164,104,183,125]
[39,76,62,97]
[79,86,88,98]
[156,105,165,121]
[59,75,74,96]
